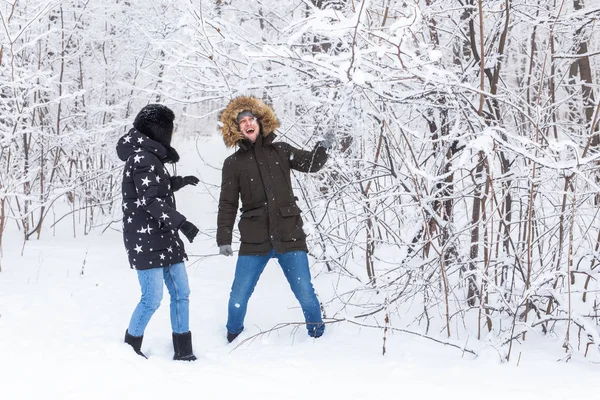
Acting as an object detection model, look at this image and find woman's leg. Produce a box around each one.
[127,268,164,336]
[163,262,191,334]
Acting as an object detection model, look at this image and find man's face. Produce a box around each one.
[238,115,260,143]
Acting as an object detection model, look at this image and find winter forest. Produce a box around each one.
[2,0,600,363]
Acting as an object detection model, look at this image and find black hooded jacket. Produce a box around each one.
[116,128,187,270]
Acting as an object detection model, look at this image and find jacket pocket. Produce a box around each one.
[279,204,306,241]
[238,207,269,244]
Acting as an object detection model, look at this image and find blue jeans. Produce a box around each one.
[227,249,324,337]
[127,262,191,336]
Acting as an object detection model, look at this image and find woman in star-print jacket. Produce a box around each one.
[116,104,199,361]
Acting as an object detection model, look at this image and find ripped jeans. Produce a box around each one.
[226,250,324,337]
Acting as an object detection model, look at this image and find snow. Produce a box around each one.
[1,135,600,399]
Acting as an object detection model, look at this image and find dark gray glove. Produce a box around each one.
[318,131,335,149]
[171,175,199,192]
[183,175,199,186]
[179,220,199,243]
[219,244,233,256]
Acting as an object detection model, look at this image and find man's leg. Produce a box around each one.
[276,251,324,337]
[226,251,272,337]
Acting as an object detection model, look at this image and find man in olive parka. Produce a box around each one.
[216,96,331,342]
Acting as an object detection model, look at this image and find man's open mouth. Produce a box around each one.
[245,128,255,134]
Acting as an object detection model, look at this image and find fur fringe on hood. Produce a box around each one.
[219,96,280,148]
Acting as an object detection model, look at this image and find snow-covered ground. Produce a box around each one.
[1,135,599,399]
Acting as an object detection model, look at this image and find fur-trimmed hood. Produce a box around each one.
[219,96,280,148]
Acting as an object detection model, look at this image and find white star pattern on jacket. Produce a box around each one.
[117,129,188,270]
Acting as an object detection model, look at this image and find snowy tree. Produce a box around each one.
[2,0,600,359]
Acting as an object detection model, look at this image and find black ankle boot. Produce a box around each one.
[124,330,148,359]
[227,331,240,343]
[173,331,197,361]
